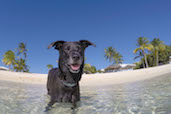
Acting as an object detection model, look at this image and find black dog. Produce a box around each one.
[46,40,95,110]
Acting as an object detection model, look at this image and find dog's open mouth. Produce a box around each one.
[71,64,80,71]
[65,63,81,73]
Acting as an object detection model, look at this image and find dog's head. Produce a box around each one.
[48,40,96,74]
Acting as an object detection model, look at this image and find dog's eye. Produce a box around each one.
[76,46,81,51]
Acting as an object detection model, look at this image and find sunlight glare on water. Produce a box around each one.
[0,73,171,114]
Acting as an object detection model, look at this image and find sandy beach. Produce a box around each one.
[0,64,171,86]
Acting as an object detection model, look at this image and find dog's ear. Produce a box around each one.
[48,41,66,50]
[79,40,96,49]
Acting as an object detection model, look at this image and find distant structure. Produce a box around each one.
[104,64,136,73]
[104,64,121,72]
[169,56,171,64]
[0,66,9,71]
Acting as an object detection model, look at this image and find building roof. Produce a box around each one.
[120,64,136,70]
[0,66,9,71]
[104,64,136,71]
[105,64,121,71]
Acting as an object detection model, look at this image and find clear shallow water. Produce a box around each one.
[0,73,171,114]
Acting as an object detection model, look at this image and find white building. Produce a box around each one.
[119,64,136,71]
[0,66,9,71]
[103,64,136,73]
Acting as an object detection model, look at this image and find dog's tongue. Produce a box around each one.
[71,64,80,71]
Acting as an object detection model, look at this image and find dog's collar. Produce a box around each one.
[60,80,77,87]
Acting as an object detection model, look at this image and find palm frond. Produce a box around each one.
[133,47,141,54]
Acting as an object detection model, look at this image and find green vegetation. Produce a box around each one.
[133,37,152,68]
[46,64,53,70]
[83,63,97,74]
[151,38,166,66]
[14,58,29,72]
[2,50,16,70]
[2,42,29,72]
[104,46,123,65]
[134,37,171,69]
[134,51,145,68]
[16,43,28,59]
[104,47,115,63]
[1,38,170,73]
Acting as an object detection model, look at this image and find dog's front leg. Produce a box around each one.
[71,95,77,109]
[45,95,56,112]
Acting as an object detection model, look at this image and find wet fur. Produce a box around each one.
[46,40,95,110]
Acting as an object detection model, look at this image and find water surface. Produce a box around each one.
[0,73,171,114]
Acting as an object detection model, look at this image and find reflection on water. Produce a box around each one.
[0,73,171,114]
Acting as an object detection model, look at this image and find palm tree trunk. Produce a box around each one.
[142,59,145,68]
[141,56,145,68]
[9,64,11,70]
[143,50,149,68]
[156,50,159,66]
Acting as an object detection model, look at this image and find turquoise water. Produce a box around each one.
[0,73,171,114]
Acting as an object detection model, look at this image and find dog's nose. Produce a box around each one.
[72,54,80,61]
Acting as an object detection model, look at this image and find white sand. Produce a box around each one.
[0,64,171,86]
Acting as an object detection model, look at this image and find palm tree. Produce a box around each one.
[160,45,171,64]
[16,42,28,59]
[105,47,124,65]
[151,38,166,66]
[14,58,29,72]
[133,37,152,68]
[14,42,29,72]
[134,51,145,68]
[2,50,15,70]
[104,47,116,64]
[47,64,53,70]
[113,51,123,65]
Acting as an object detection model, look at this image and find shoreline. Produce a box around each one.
[0,64,171,86]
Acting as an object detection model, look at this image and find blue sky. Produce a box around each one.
[0,0,171,74]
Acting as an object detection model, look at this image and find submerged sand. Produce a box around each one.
[0,64,171,86]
